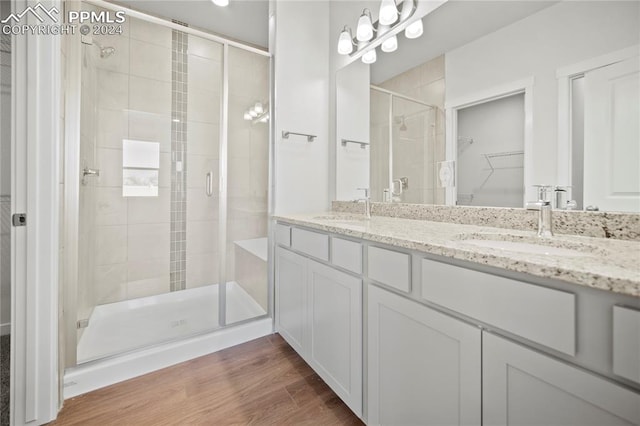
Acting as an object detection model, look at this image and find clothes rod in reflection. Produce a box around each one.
[341,139,369,149]
[282,130,316,142]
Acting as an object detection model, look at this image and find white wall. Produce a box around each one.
[446,1,640,194]
[335,60,370,201]
[273,0,330,214]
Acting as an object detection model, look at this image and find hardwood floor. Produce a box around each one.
[51,334,364,425]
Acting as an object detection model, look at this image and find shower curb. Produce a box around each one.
[62,318,273,399]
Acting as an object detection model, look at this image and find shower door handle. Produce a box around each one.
[205,172,214,196]
[82,167,100,185]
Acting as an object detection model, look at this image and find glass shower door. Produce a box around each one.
[390,96,436,204]
[223,46,270,325]
[74,6,225,363]
[369,89,391,202]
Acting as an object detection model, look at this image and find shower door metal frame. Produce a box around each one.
[370,85,436,202]
[63,0,273,368]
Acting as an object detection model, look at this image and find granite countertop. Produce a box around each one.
[274,212,640,298]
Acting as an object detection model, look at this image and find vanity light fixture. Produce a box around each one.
[338,0,421,65]
[337,26,354,55]
[212,0,229,7]
[244,101,269,124]
[381,35,398,53]
[405,18,423,39]
[356,9,375,42]
[378,0,399,25]
[362,49,377,64]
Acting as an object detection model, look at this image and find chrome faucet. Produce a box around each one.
[356,187,371,219]
[526,185,553,237]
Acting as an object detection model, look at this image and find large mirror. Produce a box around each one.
[335,0,640,212]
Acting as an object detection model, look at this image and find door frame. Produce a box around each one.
[444,77,534,206]
[10,0,61,424]
[555,44,639,201]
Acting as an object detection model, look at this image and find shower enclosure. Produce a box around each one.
[64,2,271,366]
[369,86,439,203]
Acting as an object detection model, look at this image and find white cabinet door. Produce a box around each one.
[483,332,640,426]
[584,56,640,212]
[275,246,308,355]
[368,285,481,426]
[308,260,362,417]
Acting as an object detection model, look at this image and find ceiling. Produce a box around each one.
[113,0,270,49]
[370,0,559,83]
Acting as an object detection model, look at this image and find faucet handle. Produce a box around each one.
[532,184,553,203]
[357,187,370,198]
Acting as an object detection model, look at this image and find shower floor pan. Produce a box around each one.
[77,282,266,363]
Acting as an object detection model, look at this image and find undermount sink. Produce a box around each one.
[456,233,599,257]
[312,214,368,222]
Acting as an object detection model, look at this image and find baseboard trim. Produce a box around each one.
[63,318,273,399]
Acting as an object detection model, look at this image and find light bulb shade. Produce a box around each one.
[361,49,377,64]
[337,28,353,55]
[356,10,374,42]
[405,19,423,39]
[243,112,252,120]
[249,109,258,118]
[254,102,264,114]
[378,0,398,26]
[212,0,229,6]
[381,35,398,53]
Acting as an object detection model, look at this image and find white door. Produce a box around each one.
[584,56,640,212]
[367,284,481,426]
[307,260,362,417]
[483,332,640,426]
[274,247,307,355]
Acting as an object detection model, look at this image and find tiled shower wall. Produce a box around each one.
[372,55,446,204]
[170,27,188,292]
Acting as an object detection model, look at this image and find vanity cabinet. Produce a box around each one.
[483,332,640,426]
[275,220,640,425]
[275,244,363,417]
[367,284,481,426]
[275,247,307,354]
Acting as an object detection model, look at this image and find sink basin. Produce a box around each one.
[456,233,599,257]
[312,214,368,222]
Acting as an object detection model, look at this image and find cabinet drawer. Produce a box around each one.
[331,237,362,274]
[368,246,411,293]
[275,223,291,247]
[421,258,576,356]
[291,228,329,261]
[613,306,640,383]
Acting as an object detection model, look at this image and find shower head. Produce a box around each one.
[394,115,408,131]
[100,46,116,58]
[399,115,407,132]
[91,40,115,58]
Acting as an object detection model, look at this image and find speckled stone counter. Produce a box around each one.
[332,201,640,241]
[274,212,640,298]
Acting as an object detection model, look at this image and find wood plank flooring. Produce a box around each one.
[50,334,364,425]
